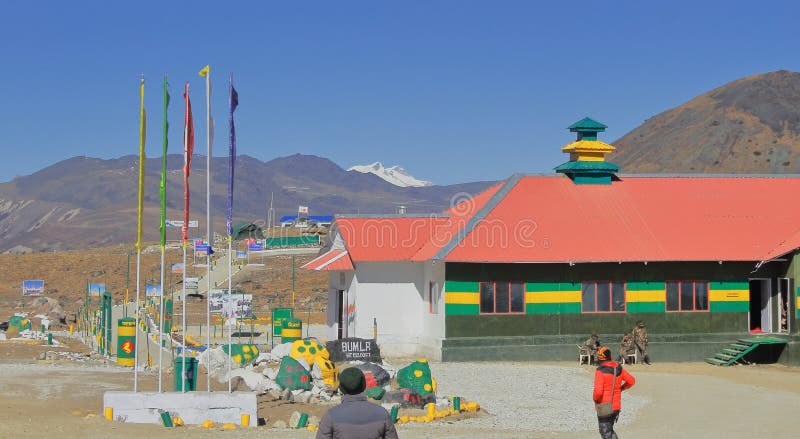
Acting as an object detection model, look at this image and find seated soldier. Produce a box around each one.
[618,333,635,363]
[583,331,601,362]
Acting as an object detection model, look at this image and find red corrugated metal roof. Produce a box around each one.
[336,182,505,262]
[445,175,800,263]
[331,175,800,264]
[301,249,354,271]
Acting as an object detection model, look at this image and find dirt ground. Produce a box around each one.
[2,335,800,439]
[3,246,800,438]
[0,243,330,330]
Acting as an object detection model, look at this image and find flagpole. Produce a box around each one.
[199,64,212,393]
[157,74,169,393]
[181,243,187,393]
[226,73,238,393]
[134,75,146,393]
[158,240,165,391]
[181,81,194,394]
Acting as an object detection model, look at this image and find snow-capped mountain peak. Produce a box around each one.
[347,161,433,187]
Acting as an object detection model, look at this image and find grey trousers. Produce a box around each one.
[598,411,620,439]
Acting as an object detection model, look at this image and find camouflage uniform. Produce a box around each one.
[583,334,600,362]
[618,334,635,362]
[633,322,650,364]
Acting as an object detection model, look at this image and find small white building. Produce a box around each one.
[303,214,461,359]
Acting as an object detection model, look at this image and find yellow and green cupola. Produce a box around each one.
[554,117,619,184]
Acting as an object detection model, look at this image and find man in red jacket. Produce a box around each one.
[593,346,635,439]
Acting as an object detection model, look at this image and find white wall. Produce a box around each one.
[322,261,445,360]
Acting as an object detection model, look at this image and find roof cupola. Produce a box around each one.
[555,117,619,184]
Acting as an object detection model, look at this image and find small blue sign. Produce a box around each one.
[22,280,44,297]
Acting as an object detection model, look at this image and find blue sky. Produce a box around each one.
[1,1,799,185]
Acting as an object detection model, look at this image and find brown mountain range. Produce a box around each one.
[0,154,493,252]
[612,70,800,173]
[3,70,800,252]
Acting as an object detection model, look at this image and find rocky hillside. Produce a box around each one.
[0,154,493,252]
[613,70,800,173]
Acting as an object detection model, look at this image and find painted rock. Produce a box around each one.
[352,362,390,388]
[221,344,260,366]
[396,358,436,396]
[381,388,433,408]
[313,355,339,389]
[276,356,313,391]
[290,339,329,366]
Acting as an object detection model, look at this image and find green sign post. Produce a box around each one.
[271,307,293,348]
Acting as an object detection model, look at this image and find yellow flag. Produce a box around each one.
[198,65,210,78]
[136,77,146,250]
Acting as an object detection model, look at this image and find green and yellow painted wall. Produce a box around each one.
[443,261,780,339]
[445,280,749,316]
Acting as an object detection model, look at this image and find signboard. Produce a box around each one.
[22,280,44,297]
[298,205,309,214]
[247,243,263,251]
[145,284,161,297]
[171,263,184,274]
[88,283,106,297]
[209,289,253,318]
[272,308,294,336]
[165,220,199,228]
[195,244,211,257]
[235,251,247,260]
[326,338,382,363]
[184,277,199,290]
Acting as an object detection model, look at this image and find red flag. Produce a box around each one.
[182,83,194,242]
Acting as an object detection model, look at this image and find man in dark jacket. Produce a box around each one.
[316,367,399,439]
[593,346,635,439]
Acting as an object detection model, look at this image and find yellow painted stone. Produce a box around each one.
[222,423,237,429]
[314,355,339,389]
[201,420,215,428]
[290,339,327,366]
[431,377,437,393]
[418,358,428,363]
[172,417,184,426]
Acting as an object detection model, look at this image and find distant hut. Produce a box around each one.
[232,222,264,241]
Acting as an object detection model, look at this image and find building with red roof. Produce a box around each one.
[304,118,800,362]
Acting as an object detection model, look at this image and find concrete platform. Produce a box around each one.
[103,391,257,427]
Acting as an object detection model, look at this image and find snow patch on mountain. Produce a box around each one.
[347,162,433,187]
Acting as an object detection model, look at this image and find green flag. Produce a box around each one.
[160,75,170,247]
